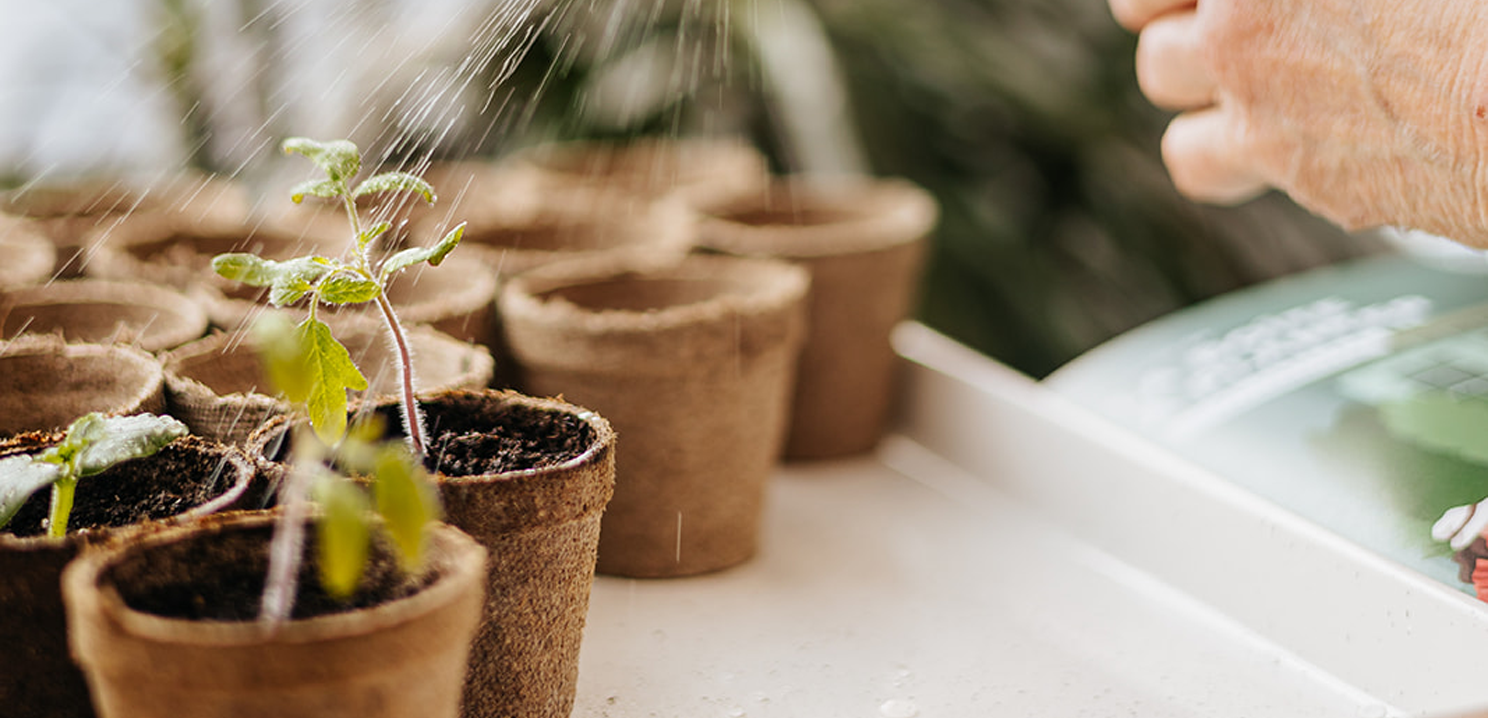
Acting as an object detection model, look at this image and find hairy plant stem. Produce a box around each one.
[46,474,77,538]
[259,428,316,629]
[341,188,427,459]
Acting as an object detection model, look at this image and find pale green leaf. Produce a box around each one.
[352,172,435,204]
[211,253,279,287]
[289,178,344,204]
[379,223,466,280]
[251,313,314,405]
[282,137,361,183]
[317,275,381,305]
[70,414,188,477]
[300,318,368,445]
[358,221,392,249]
[266,256,337,307]
[0,456,63,530]
[314,475,371,599]
[372,445,442,572]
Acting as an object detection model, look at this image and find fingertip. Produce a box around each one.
[1161,109,1269,204]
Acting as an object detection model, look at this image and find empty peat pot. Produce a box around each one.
[62,512,486,718]
[0,279,209,353]
[0,338,165,438]
[691,175,939,459]
[498,253,809,577]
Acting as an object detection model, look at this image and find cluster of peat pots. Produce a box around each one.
[0,137,939,718]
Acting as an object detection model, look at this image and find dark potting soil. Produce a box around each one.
[108,520,434,622]
[2,438,231,538]
[404,398,595,477]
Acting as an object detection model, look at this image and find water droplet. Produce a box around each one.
[880,699,919,718]
[727,709,746,718]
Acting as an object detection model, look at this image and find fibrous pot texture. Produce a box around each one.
[499,253,809,577]
[0,337,165,438]
[0,280,209,353]
[692,175,938,459]
[63,512,486,718]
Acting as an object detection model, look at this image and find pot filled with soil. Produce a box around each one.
[246,389,616,718]
[0,337,166,438]
[498,253,809,577]
[62,511,486,718]
[690,175,939,459]
[0,279,209,353]
[0,428,255,718]
[163,323,495,446]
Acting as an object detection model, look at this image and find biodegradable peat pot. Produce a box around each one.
[0,337,165,437]
[692,175,939,459]
[0,212,58,289]
[246,389,616,718]
[0,433,254,718]
[499,253,809,577]
[514,136,769,206]
[63,512,487,718]
[0,280,209,352]
[0,174,249,279]
[163,323,495,446]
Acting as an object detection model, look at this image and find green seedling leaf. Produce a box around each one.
[283,137,361,183]
[353,172,435,204]
[68,413,188,477]
[267,257,338,306]
[213,254,337,306]
[380,223,466,280]
[300,317,369,444]
[251,313,314,406]
[314,474,371,599]
[358,221,392,249]
[317,275,381,305]
[289,178,344,204]
[372,444,442,572]
[212,253,280,287]
[0,456,63,530]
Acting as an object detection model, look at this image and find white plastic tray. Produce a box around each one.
[574,323,1488,717]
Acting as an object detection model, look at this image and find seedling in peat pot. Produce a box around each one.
[0,413,187,538]
[251,313,443,627]
[211,137,466,458]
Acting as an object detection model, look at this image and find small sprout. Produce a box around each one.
[213,137,464,456]
[0,413,187,537]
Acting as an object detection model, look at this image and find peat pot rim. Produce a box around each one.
[0,278,210,351]
[499,252,810,336]
[692,174,940,259]
[62,511,487,648]
[247,388,616,486]
[0,433,255,552]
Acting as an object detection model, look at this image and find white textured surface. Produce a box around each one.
[572,323,1488,717]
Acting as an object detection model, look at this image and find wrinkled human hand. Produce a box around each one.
[1109,0,1488,246]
